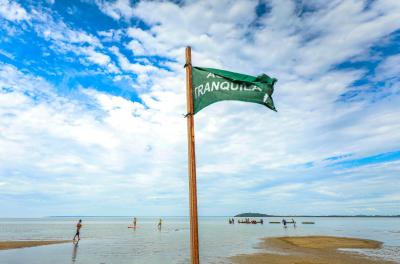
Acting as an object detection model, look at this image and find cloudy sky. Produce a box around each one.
[0,0,399,217]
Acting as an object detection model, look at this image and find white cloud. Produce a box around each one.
[109,46,158,74]
[97,29,124,42]
[125,39,145,55]
[291,0,400,76]
[95,0,135,20]
[82,47,111,66]
[0,63,187,216]
[38,18,101,47]
[375,54,400,81]
[0,0,29,21]
[23,8,122,73]
[2,0,400,216]
[116,0,400,215]
[118,0,400,80]
[0,48,14,59]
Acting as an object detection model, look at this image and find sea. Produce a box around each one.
[0,216,399,264]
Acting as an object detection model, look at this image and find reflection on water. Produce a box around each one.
[72,244,78,263]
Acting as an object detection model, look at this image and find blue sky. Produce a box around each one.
[0,0,399,217]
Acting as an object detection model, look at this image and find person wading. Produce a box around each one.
[73,219,82,243]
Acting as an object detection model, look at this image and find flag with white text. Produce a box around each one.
[192,67,277,114]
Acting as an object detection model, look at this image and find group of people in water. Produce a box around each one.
[130,217,163,230]
[73,216,298,243]
[238,218,264,224]
[228,218,264,224]
[282,218,296,228]
[72,217,163,243]
[227,218,297,227]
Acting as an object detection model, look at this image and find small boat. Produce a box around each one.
[302,221,315,224]
[269,221,281,224]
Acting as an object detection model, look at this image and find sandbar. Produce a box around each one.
[231,236,395,264]
[0,240,70,250]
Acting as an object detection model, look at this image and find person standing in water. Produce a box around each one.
[133,217,137,228]
[73,219,82,243]
[157,218,162,230]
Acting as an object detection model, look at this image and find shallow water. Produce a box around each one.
[0,217,399,263]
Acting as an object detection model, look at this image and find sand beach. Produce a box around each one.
[0,240,70,250]
[232,236,395,264]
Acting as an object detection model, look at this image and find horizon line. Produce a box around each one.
[1,214,399,218]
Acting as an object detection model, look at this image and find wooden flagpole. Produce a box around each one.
[185,46,200,264]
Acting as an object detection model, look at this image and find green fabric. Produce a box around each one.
[192,67,277,114]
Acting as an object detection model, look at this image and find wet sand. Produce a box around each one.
[0,240,70,250]
[231,236,395,264]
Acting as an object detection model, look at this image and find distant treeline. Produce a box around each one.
[234,213,271,217]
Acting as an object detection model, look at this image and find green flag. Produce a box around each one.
[192,67,277,114]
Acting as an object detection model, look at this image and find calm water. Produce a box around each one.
[0,217,399,264]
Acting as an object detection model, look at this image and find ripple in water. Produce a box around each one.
[339,246,400,263]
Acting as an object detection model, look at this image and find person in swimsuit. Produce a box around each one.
[73,219,82,243]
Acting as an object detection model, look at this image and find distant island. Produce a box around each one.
[234,213,272,217]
